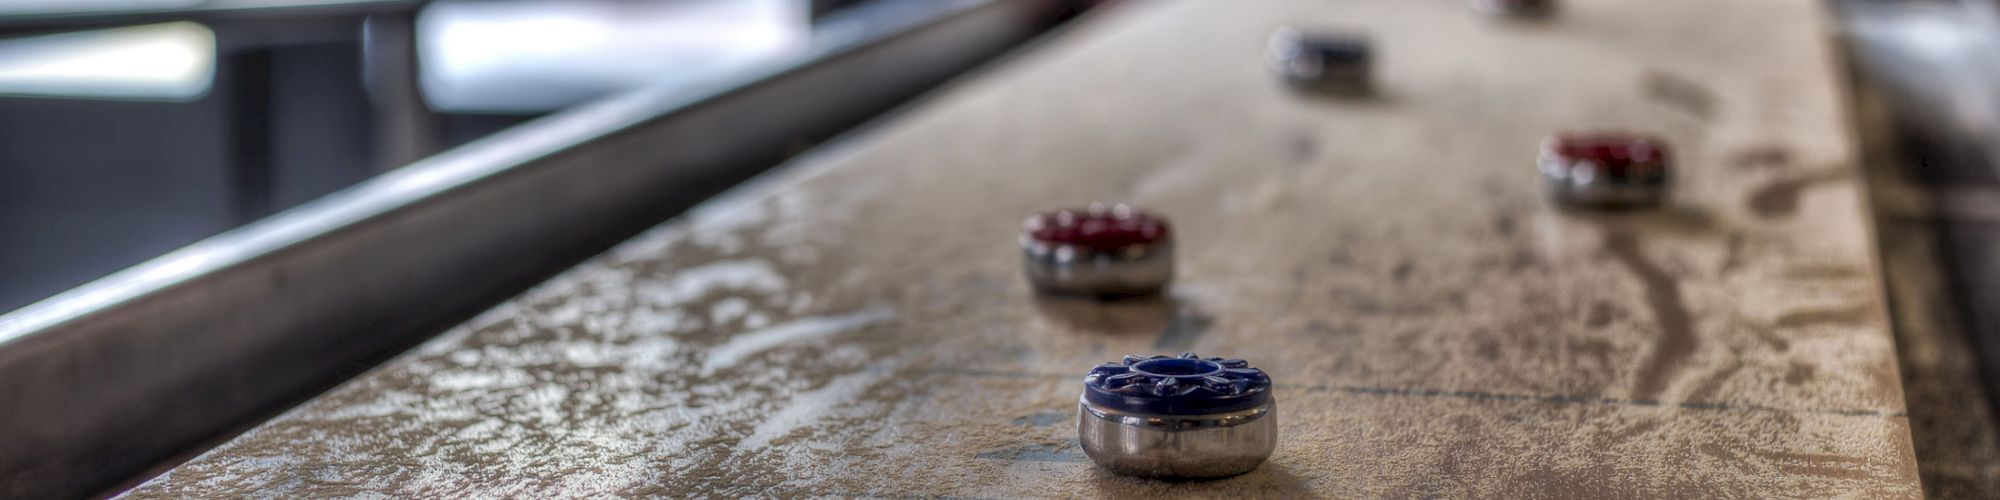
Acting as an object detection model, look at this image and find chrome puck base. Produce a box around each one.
[1077,398,1277,479]
[1022,243,1174,297]
[1471,0,1556,17]
[1541,175,1669,208]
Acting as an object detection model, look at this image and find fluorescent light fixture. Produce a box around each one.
[0,21,216,101]
[0,0,408,17]
[0,0,203,16]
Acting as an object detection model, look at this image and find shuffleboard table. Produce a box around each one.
[126,0,1921,496]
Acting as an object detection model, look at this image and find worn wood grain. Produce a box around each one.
[127,0,1919,497]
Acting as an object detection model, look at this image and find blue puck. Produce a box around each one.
[1082,353,1272,416]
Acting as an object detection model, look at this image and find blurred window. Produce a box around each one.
[419,0,811,113]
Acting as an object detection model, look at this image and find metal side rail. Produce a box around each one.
[0,0,1067,497]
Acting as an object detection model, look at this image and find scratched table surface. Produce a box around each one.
[128,0,1921,497]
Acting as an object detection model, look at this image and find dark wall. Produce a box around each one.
[267,42,377,211]
[0,93,234,311]
[0,41,387,312]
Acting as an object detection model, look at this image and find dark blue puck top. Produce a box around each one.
[1083,353,1272,416]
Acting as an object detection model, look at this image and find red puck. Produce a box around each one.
[1023,204,1172,253]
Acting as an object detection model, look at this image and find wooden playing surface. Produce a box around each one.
[127,0,1921,497]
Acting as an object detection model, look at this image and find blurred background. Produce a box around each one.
[0,0,852,311]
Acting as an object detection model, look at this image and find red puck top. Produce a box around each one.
[1547,134,1670,178]
[1024,205,1171,252]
